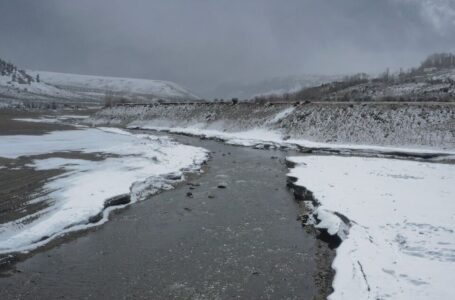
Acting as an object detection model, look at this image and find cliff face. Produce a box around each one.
[90,102,455,150]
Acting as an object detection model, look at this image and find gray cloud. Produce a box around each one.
[397,0,455,33]
[0,0,453,97]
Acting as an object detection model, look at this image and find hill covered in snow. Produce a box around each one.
[0,58,200,108]
[27,71,200,103]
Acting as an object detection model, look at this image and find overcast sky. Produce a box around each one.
[1,0,454,96]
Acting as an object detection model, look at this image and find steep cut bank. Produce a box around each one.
[89,102,455,151]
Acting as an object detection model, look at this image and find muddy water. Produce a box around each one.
[0,126,334,299]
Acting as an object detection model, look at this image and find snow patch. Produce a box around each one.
[267,107,295,124]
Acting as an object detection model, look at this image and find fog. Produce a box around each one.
[1,0,454,97]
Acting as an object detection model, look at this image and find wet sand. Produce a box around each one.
[0,118,334,299]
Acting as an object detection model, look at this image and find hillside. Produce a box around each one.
[254,53,455,103]
[27,71,200,103]
[90,102,455,151]
[0,58,200,108]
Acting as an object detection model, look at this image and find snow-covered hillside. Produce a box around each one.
[90,102,455,151]
[28,71,200,102]
[0,72,86,104]
[0,58,200,108]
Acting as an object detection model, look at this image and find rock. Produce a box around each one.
[165,172,182,181]
[88,213,103,224]
[184,207,192,212]
[186,192,193,198]
[104,194,130,208]
[208,194,215,199]
[217,183,227,189]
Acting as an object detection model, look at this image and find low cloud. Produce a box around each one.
[0,0,454,96]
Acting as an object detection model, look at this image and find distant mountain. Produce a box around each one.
[207,74,343,100]
[27,71,200,103]
[0,58,200,108]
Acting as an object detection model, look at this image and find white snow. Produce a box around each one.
[28,70,200,100]
[287,155,455,300]
[0,128,208,254]
[0,69,198,106]
[267,107,295,124]
[129,123,455,157]
[59,114,90,119]
[13,115,90,125]
[0,74,72,96]
[13,117,60,124]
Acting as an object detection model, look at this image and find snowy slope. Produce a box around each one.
[0,71,87,105]
[0,74,80,99]
[90,103,455,151]
[28,71,200,102]
[0,65,200,107]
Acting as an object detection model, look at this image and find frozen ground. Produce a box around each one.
[287,155,455,300]
[0,128,208,254]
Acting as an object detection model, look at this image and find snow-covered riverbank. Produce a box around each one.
[0,128,208,254]
[90,102,455,150]
[128,124,455,160]
[287,155,455,300]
